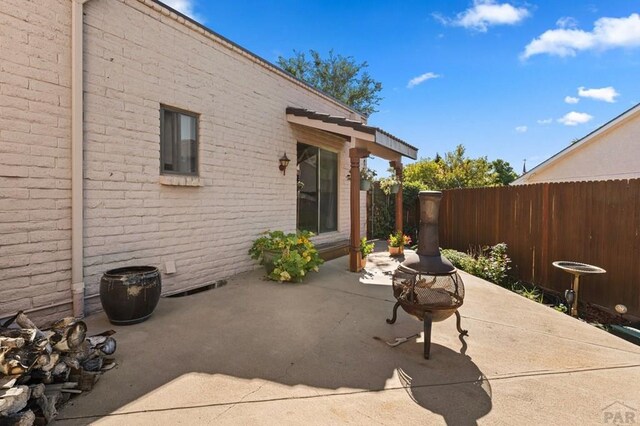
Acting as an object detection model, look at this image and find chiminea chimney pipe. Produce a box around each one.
[401,190,455,275]
[418,191,442,256]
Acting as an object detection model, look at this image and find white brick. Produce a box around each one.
[0,0,372,317]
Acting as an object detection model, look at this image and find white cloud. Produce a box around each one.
[434,0,530,32]
[515,125,528,133]
[557,111,593,126]
[556,17,578,29]
[578,86,619,103]
[564,96,580,104]
[537,118,553,124]
[522,13,640,59]
[407,72,441,88]
[162,0,202,21]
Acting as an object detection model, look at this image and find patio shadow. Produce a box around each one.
[58,261,492,424]
[395,345,492,426]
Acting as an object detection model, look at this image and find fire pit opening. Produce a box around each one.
[386,191,467,359]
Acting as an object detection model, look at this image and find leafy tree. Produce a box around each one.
[440,145,496,188]
[277,49,383,116]
[403,145,502,189]
[403,158,442,189]
[491,159,518,185]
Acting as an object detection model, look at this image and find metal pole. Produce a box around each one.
[571,275,580,317]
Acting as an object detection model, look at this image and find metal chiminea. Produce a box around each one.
[387,191,467,359]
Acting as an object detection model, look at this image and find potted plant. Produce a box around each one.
[249,230,323,282]
[388,231,411,256]
[360,167,376,191]
[359,237,375,269]
[380,173,401,195]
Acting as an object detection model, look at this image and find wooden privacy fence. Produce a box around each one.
[435,179,640,317]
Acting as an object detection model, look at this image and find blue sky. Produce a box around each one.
[164,0,640,176]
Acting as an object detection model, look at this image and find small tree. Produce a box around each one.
[277,49,383,116]
[491,159,518,185]
[404,145,499,190]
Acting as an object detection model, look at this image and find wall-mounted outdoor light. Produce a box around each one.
[279,152,290,175]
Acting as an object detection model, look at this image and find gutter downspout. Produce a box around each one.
[71,0,90,317]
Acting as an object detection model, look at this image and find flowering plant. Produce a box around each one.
[359,237,375,258]
[359,167,377,182]
[249,230,323,282]
[387,231,411,248]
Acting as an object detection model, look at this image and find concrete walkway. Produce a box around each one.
[57,254,640,425]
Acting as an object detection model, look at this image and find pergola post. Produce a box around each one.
[391,161,403,235]
[349,147,369,272]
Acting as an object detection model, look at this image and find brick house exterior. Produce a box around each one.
[0,0,416,323]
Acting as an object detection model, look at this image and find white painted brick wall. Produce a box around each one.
[81,0,367,301]
[0,0,73,320]
[0,0,372,321]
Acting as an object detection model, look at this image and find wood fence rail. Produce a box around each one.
[434,179,640,317]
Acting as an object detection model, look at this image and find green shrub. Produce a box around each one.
[509,282,543,303]
[441,248,474,270]
[471,243,511,286]
[444,244,573,315]
[249,230,323,282]
[441,243,511,286]
[370,183,394,239]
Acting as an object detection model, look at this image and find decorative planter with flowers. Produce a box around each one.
[359,167,377,191]
[249,230,323,282]
[379,171,401,195]
[388,231,411,256]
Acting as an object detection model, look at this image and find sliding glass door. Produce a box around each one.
[297,143,338,233]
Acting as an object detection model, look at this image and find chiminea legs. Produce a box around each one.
[455,311,468,336]
[386,302,401,324]
[423,312,432,359]
[386,308,468,359]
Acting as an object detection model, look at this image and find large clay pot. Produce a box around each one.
[100,266,161,325]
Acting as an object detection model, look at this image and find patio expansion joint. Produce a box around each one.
[464,315,640,356]
[55,364,640,422]
[484,363,640,383]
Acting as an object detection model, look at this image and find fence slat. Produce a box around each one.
[434,180,640,317]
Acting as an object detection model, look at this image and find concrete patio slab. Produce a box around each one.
[57,255,640,425]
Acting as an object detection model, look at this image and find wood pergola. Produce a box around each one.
[286,107,418,272]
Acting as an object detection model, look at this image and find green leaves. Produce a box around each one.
[359,237,375,257]
[403,144,517,190]
[249,230,324,283]
[277,49,383,116]
[442,243,511,286]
